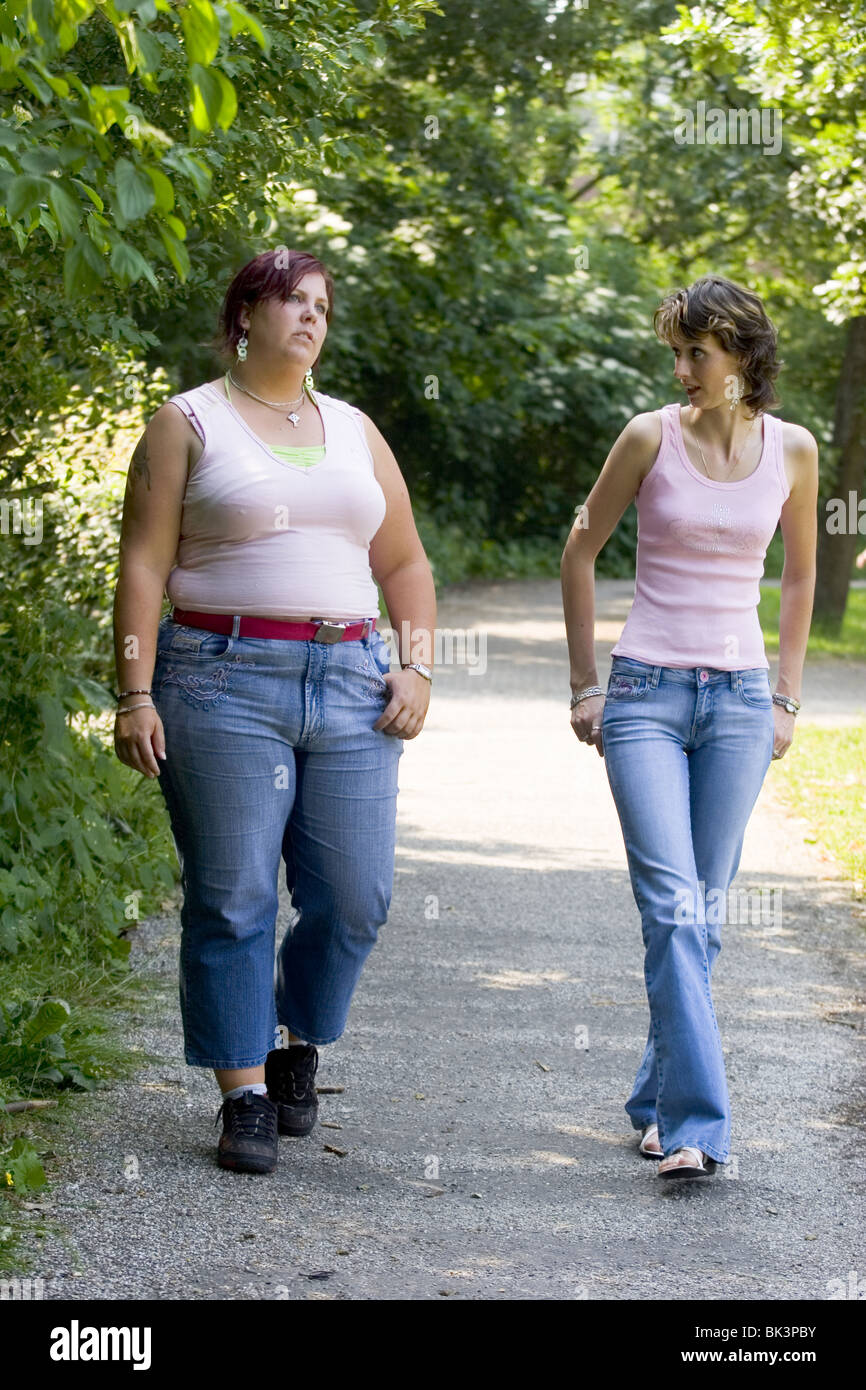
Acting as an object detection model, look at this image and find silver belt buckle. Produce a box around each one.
[312,619,348,643]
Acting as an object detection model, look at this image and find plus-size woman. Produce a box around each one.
[113,247,436,1174]
[561,275,817,1179]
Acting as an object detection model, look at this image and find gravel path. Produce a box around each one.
[30,579,866,1301]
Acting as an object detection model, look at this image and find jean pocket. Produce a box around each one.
[736,671,772,708]
[165,624,235,659]
[369,634,393,680]
[606,671,649,699]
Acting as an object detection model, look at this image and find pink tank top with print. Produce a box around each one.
[611,403,790,670]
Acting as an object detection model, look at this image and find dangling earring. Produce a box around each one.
[729,374,742,411]
[304,367,315,394]
[236,331,248,362]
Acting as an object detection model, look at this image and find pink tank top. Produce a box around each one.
[164,382,386,620]
[611,403,790,670]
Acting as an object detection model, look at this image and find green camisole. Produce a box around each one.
[223,371,326,469]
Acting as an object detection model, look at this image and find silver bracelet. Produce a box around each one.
[115,701,156,716]
[570,684,605,710]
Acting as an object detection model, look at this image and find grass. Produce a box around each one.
[758,586,866,660]
[770,722,866,900]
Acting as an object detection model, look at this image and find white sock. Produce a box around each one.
[221,1083,268,1101]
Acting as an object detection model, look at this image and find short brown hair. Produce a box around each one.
[210,247,335,374]
[653,274,782,414]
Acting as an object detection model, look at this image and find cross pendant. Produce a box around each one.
[287,411,300,427]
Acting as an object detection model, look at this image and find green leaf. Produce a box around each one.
[110,238,159,289]
[3,1139,46,1193]
[63,232,106,298]
[13,63,53,104]
[225,1,268,50]
[136,27,164,73]
[70,177,104,212]
[144,162,174,211]
[6,173,52,222]
[114,156,155,222]
[158,223,191,280]
[18,147,63,176]
[214,69,237,130]
[165,151,211,199]
[181,0,221,67]
[189,64,223,132]
[48,181,82,240]
[22,998,71,1047]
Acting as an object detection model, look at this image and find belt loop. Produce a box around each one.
[730,668,738,691]
[651,665,661,688]
[231,614,241,640]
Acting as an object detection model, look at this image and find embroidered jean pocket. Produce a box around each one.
[356,637,391,700]
[156,634,252,710]
[606,672,648,699]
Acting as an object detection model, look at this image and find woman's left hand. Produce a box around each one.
[374,668,431,739]
[771,705,796,760]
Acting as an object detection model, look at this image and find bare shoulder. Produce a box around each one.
[624,410,663,449]
[779,418,818,460]
[778,417,819,492]
[615,410,663,480]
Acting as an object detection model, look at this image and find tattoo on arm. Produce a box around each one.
[130,433,152,492]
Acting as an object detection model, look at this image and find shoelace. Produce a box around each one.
[216,1092,277,1138]
[273,1048,318,1103]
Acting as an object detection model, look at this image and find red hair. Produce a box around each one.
[211,248,335,374]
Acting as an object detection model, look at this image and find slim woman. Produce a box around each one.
[561,275,817,1179]
[113,248,436,1174]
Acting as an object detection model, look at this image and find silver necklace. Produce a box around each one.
[227,371,306,427]
[688,407,758,481]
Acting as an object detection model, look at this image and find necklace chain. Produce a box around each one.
[688,406,759,481]
[227,370,306,413]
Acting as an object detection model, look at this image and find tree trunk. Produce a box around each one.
[813,315,866,628]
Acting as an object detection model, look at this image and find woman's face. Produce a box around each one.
[671,332,743,409]
[240,271,330,367]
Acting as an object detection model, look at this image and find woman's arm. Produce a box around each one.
[561,412,661,752]
[361,414,437,740]
[113,404,193,777]
[772,423,819,757]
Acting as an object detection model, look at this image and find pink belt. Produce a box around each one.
[171,607,376,643]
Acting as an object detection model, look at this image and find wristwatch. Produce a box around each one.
[402,662,433,682]
[772,692,800,715]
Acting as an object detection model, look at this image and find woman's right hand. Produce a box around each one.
[114,706,167,779]
[570,693,605,758]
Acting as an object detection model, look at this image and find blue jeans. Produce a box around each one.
[601,655,775,1162]
[151,614,403,1067]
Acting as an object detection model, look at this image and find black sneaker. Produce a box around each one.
[265,1044,319,1136]
[215,1090,279,1173]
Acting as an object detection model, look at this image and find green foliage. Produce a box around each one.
[0,996,99,1091]
[0,590,177,959]
[1,1138,46,1194]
